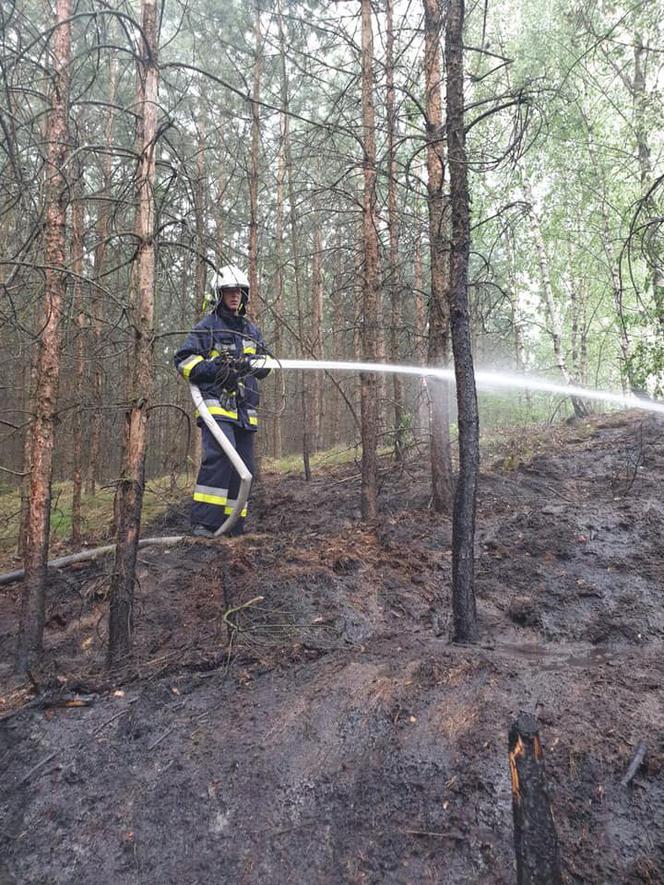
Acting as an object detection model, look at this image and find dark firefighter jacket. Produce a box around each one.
[174,305,270,431]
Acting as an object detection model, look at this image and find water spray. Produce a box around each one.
[2,357,662,586]
[261,358,664,417]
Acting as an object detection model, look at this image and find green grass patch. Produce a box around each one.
[0,474,196,566]
[263,442,397,475]
[263,444,361,474]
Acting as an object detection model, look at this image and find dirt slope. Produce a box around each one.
[1,412,663,883]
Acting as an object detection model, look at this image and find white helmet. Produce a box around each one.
[210,264,250,315]
[212,264,249,291]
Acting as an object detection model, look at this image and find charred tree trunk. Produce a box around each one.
[509,712,562,884]
[423,0,454,513]
[15,0,72,673]
[107,0,159,668]
[359,0,382,520]
[446,0,478,642]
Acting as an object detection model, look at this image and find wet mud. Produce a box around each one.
[1,411,663,883]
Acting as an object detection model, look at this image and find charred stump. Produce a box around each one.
[508,712,562,885]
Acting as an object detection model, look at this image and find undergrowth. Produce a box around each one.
[0,410,612,568]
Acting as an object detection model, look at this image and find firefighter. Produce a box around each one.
[174,265,271,537]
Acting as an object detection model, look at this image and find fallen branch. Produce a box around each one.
[222,596,265,633]
[18,751,58,786]
[0,535,185,587]
[147,725,174,750]
[92,700,138,736]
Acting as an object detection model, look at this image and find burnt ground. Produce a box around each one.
[1,411,664,884]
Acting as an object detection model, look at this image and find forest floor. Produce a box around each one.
[1,410,663,884]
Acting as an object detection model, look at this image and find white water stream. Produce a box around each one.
[262,358,664,417]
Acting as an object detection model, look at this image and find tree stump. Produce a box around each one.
[508,711,562,884]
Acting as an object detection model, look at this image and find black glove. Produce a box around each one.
[213,356,239,390]
[237,354,271,380]
[234,355,253,377]
[253,362,271,380]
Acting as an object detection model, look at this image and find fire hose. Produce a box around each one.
[188,381,252,537]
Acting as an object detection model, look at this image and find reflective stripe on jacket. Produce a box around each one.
[174,307,270,431]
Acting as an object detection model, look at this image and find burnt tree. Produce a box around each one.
[445,0,478,641]
[509,712,562,884]
[107,0,160,667]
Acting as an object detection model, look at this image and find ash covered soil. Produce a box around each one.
[1,411,664,884]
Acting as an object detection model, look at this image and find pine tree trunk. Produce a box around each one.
[17,336,39,558]
[16,0,72,673]
[359,0,382,520]
[271,123,286,458]
[191,120,208,473]
[193,120,208,316]
[446,0,479,643]
[87,46,118,496]
[71,157,86,546]
[278,6,311,480]
[386,0,405,463]
[215,160,226,268]
[414,238,429,439]
[248,0,262,320]
[423,0,454,513]
[311,206,324,450]
[107,0,159,667]
[330,263,343,448]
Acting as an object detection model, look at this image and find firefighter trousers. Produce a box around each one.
[192,421,255,531]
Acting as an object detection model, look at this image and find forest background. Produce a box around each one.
[0,0,662,649]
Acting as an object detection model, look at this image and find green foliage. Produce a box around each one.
[626,340,664,397]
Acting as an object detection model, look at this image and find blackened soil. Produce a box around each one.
[1,412,664,883]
